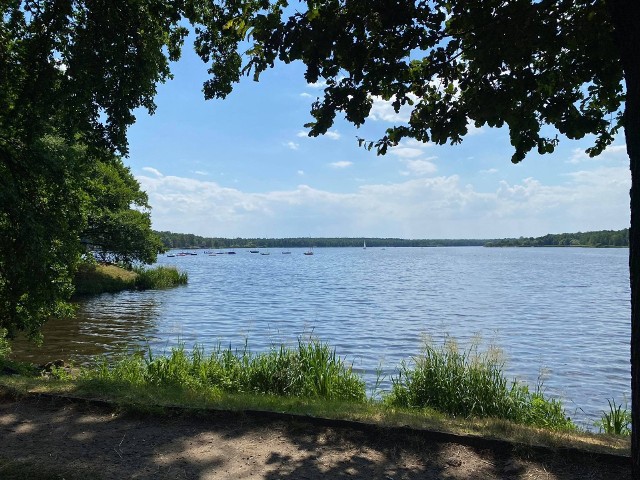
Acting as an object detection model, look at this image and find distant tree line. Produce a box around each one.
[484,229,629,248]
[156,229,629,250]
[154,232,489,249]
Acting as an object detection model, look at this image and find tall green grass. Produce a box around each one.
[48,335,579,432]
[386,337,575,431]
[133,266,188,290]
[74,263,187,295]
[80,339,365,402]
[596,398,631,435]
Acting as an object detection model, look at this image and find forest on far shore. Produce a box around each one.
[155,228,629,250]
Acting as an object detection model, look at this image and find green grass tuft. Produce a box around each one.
[133,266,188,290]
[73,262,137,295]
[385,336,575,431]
[74,262,187,295]
[79,339,365,403]
[596,398,631,435]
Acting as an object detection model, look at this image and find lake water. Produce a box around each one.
[12,247,630,429]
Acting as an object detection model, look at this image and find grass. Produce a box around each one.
[596,398,632,435]
[73,262,187,295]
[0,334,630,458]
[386,336,575,431]
[80,339,365,402]
[133,265,188,290]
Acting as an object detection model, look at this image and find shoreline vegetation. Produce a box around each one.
[155,228,629,250]
[73,262,188,296]
[0,335,630,458]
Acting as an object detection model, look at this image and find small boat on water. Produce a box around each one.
[166,254,176,257]
[281,251,291,254]
[304,248,314,255]
[227,251,237,255]
[250,250,259,253]
[261,252,270,255]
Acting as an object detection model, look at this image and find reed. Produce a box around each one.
[385,337,575,431]
[74,263,187,295]
[133,266,188,290]
[73,262,137,295]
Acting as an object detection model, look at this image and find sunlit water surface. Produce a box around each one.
[12,247,630,429]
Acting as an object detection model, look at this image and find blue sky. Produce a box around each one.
[126,43,630,239]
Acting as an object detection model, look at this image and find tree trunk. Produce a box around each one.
[606,0,640,475]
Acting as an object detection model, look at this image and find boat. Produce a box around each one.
[281,251,291,254]
[261,252,270,255]
[250,250,259,253]
[363,240,366,249]
[304,248,314,255]
[166,254,176,258]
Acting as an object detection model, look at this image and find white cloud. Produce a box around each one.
[389,146,424,159]
[297,170,305,176]
[330,161,353,169]
[481,168,499,174]
[401,159,438,176]
[467,121,484,136]
[194,170,208,176]
[325,130,341,140]
[307,80,327,89]
[137,163,629,239]
[568,144,627,164]
[299,92,314,98]
[296,129,341,140]
[368,95,413,123]
[142,167,163,177]
[284,141,299,150]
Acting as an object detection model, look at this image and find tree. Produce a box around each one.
[2,0,640,470]
[0,134,88,339]
[189,0,639,471]
[0,1,188,338]
[83,156,164,266]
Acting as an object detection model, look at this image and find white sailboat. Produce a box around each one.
[363,240,366,249]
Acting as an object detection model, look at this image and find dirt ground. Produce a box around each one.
[0,394,630,480]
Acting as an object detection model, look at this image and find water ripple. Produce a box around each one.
[11,247,631,429]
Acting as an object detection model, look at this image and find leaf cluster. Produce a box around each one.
[193,0,624,162]
[1,1,189,338]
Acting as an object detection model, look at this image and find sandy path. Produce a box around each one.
[0,394,630,479]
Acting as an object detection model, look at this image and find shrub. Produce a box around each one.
[0,328,11,364]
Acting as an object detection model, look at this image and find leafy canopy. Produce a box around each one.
[83,157,164,267]
[194,0,624,162]
[0,0,185,337]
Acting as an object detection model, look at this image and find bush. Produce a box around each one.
[0,328,11,364]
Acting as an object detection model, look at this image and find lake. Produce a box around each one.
[12,246,630,429]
